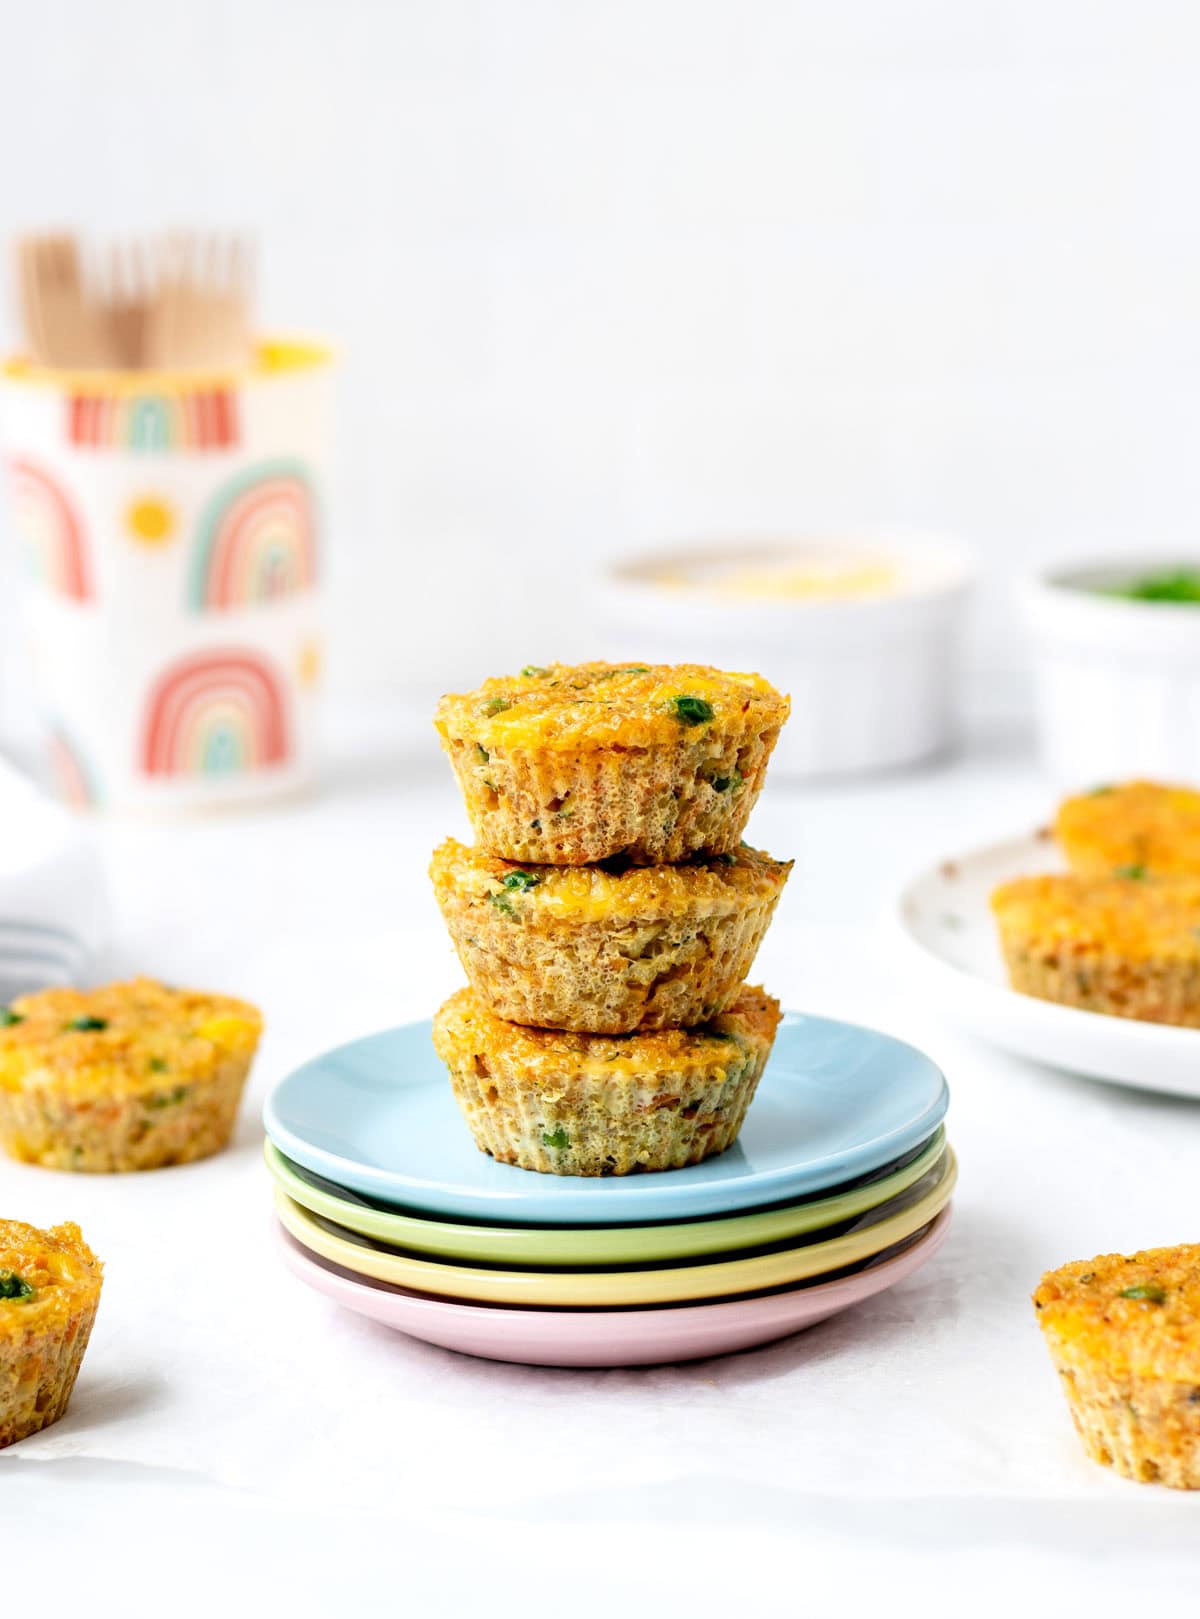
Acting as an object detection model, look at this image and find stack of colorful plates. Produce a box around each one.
[264,1011,955,1367]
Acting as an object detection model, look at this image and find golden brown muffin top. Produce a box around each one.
[1056,780,1200,878]
[0,977,262,1100]
[435,983,781,1075]
[1034,1245,1200,1382]
[434,662,789,752]
[429,837,792,923]
[991,873,1200,962]
[0,1219,102,1336]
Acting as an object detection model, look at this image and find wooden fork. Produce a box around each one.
[16,234,115,369]
[97,238,153,370]
[144,232,253,370]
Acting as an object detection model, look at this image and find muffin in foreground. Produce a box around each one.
[434,662,789,865]
[432,983,782,1176]
[991,873,1200,1026]
[1056,780,1200,878]
[430,837,792,1033]
[1034,1245,1200,1488]
[0,1219,103,1448]
[0,978,263,1171]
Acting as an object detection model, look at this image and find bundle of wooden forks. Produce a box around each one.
[15,232,254,371]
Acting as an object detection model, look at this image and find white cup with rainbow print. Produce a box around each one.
[1,338,331,812]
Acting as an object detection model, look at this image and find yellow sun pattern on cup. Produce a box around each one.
[297,640,322,687]
[125,495,177,547]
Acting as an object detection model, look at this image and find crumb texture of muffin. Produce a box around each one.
[1056,781,1200,878]
[0,977,263,1172]
[434,661,789,865]
[991,873,1200,1026]
[431,983,782,1176]
[430,837,791,1033]
[1034,1245,1200,1488]
[0,1219,103,1448]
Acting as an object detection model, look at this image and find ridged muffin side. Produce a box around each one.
[1056,781,1200,878]
[1034,1245,1200,1488]
[430,838,792,1032]
[432,983,782,1176]
[991,874,1200,1026]
[434,662,789,865]
[0,1219,103,1448]
[0,978,263,1172]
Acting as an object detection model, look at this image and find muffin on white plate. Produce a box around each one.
[1055,780,1200,879]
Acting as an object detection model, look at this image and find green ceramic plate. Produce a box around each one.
[263,1127,947,1268]
[274,1148,957,1307]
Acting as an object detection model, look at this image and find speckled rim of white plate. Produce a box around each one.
[893,827,1200,1099]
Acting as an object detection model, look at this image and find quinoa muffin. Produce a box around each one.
[432,982,782,1176]
[434,662,789,866]
[1034,1245,1200,1488]
[0,1219,103,1448]
[0,978,263,1172]
[1056,780,1200,878]
[991,873,1200,1026]
[430,837,791,1033]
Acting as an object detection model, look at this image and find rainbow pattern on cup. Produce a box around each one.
[8,458,92,601]
[188,461,317,611]
[67,389,240,451]
[140,648,291,777]
[49,726,100,809]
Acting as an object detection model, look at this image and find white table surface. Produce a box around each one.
[5,704,1200,1614]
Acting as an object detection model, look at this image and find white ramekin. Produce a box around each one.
[1023,560,1200,787]
[596,532,974,778]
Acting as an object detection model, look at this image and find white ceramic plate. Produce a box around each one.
[893,829,1200,1098]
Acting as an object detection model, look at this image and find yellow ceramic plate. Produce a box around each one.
[273,1146,957,1307]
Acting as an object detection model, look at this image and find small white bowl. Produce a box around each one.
[596,532,974,778]
[1023,560,1200,787]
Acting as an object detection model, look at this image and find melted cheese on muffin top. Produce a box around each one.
[435,662,788,752]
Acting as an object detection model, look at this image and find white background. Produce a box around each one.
[3,0,1200,702]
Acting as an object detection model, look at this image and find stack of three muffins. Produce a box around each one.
[429,662,792,1176]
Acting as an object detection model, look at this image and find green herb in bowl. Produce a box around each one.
[1111,568,1200,605]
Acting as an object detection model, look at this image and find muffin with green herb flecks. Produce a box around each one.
[0,978,262,1171]
[991,872,1200,1026]
[1034,1244,1200,1488]
[432,982,781,1176]
[0,1218,103,1447]
[1056,781,1200,878]
[430,836,791,1033]
[434,662,789,866]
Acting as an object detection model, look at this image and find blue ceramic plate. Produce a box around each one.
[263,1012,949,1225]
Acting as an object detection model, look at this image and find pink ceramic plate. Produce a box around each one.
[276,1204,952,1367]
